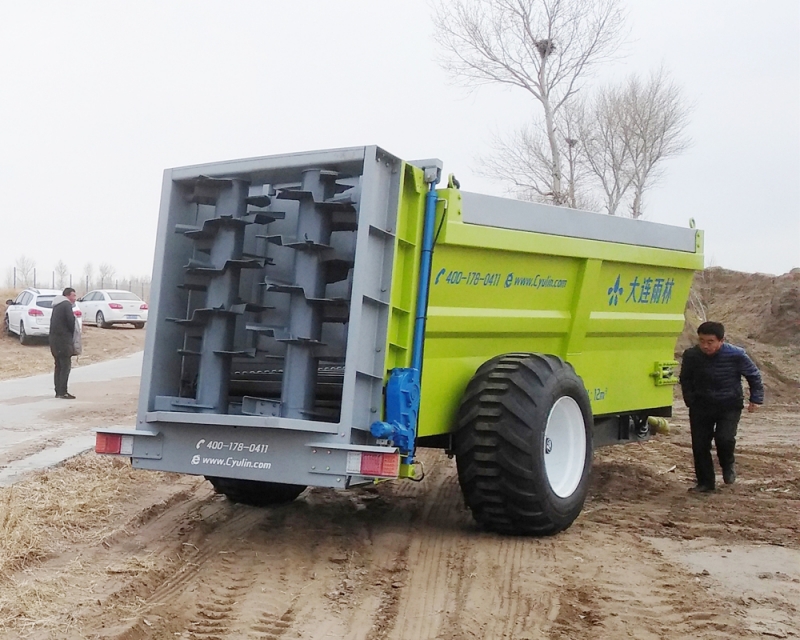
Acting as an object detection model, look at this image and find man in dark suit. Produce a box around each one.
[49,287,78,399]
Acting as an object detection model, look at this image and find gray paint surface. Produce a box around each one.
[460,192,698,252]
[134,146,407,486]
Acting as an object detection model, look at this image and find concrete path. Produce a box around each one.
[0,352,143,485]
[0,351,143,403]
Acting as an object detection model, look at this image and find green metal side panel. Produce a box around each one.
[400,189,704,439]
[383,163,427,374]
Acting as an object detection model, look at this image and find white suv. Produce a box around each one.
[4,288,83,345]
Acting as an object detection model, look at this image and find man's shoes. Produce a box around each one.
[688,484,715,493]
[56,393,76,400]
[723,466,736,485]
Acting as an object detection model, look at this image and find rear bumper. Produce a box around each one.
[26,322,50,336]
[104,311,148,324]
[95,418,401,488]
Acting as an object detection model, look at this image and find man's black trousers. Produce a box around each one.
[51,346,72,396]
[689,406,741,488]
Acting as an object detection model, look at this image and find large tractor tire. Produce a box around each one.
[455,353,593,536]
[206,477,306,507]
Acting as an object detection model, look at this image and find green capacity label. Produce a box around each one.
[434,268,567,290]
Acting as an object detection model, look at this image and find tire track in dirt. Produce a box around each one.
[286,455,440,640]
[108,486,394,640]
[364,450,565,640]
[230,504,332,640]
[389,472,465,638]
[438,524,562,640]
[480,536,542,640]
[83,451,788,640]
[98,481,203,549]
[183,549,259,640]
[5,424,792,640]
[143,509,258,608]
[366,449,754,640]
[187,555,253,640]
[101,491,282,640]
[548,531,753,640]
[248,605,295,639]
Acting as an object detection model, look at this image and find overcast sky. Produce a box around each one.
[1,0,798,287]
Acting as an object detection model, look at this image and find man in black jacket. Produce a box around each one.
[679,321,764,492]
[49,287,78,399]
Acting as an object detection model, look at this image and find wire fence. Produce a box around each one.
[7,268,151,302]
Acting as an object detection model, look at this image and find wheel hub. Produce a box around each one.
[543,396,587,499]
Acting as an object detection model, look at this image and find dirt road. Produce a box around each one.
[1,392,798,639]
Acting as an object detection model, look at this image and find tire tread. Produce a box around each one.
[206,477,306,506]
[455,353,592,536]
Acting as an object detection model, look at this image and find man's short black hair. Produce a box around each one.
[697,321,725,340]
[62,287,76,296]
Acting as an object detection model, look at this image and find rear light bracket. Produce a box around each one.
[95,428,162,459]
[306,442,400,480]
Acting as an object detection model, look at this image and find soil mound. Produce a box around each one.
[680,268,800,403]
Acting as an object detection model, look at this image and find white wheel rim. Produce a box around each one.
[543,396,587,498]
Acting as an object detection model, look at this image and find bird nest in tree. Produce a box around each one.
[534,38,556,58]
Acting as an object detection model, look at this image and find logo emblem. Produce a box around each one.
[545,437,553,454]
[607,275,624,306]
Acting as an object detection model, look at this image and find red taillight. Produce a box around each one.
[28,308,44,317]
[95,433,134,455]
[96,433,122,454]
[346,451,400,478]
[108,303,123,309]
[73,309,82,317]
[140,303,148,310]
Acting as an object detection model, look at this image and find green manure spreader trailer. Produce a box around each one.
[96,146,703,535]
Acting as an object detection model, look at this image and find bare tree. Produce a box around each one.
[566,69,690,217]
[480,123,555,200]
[687,269,713,324]
[83,262,95,293]
[139,274,152,303]
[558,100,598,209]
[576,87,634,215]
[433,0,625,204]
[98,262,116,288]
[481,105,596,209]
[15,255,36,287]
[621,68,691,218]
[54,260,69,288]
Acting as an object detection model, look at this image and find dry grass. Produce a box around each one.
[0,570,80,636]
[0,454,143,577]
[1,288,20,323]
[0,555,159,636]
[0,287,20,300]
[0,455,179,636]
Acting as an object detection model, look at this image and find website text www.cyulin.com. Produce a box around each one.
[192,456,272,469]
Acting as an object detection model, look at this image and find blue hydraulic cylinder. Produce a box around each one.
[370,178,439,461]
[411,182,439,372]
[369,368,420,460]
